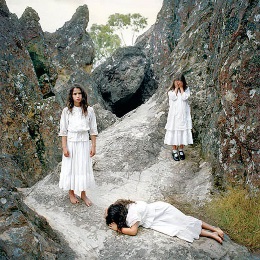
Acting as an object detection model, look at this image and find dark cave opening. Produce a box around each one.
[111,90,144,118]
[109,68,158,118]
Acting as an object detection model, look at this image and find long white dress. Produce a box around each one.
[126,201,202,243]
[164,88,193,146]
[59,106,98,191]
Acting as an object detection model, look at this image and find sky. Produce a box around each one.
[5,0,163,45]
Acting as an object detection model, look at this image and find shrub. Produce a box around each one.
[205,186,260,250]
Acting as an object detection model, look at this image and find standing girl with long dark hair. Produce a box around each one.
[164,74,193,161]
[59,83,98,206]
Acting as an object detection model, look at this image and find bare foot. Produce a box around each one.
[69,191,79,204]
[212,232,223,244]
[215,227,224,239]
[81,195,92,207]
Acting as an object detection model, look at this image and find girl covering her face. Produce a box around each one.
[164,73,193,161]
[105,199,224,244]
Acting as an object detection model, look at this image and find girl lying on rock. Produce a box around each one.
[105,199,224,244]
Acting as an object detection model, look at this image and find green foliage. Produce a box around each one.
[204,186,260,250]
[130,13,148,45]
[88,12,148,66]
[89,23,121,66]
[107,13,131,30]
[108,13,148,45]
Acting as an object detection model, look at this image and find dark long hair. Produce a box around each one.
[168,73,187,91]
[105,199,135,231]
[67,83,89,115]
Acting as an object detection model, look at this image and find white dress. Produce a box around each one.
[58,106,98,191]
[126,201,202,243]
[164,88,193,146]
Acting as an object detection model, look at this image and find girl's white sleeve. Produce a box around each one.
[181,87,191,100]
[89,107,98,136]
[168,91,177,106]
[126,204,141,227]
[59,108,68,136]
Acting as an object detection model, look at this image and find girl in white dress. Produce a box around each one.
[164,74,193,161]
[59,84,98,206]
[105,200,224,244]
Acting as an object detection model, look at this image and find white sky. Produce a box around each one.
[5,0,163,45]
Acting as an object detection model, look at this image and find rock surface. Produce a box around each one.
[19,6,57,98]
[44,4,101,107]
[135,0,260,187]
[0,1,101,257]
[0,162,74,259]
[0,0,56,186]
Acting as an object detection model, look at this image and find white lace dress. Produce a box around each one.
[126,201,202,243]
[164,88,193,146]
[58,106,98,191]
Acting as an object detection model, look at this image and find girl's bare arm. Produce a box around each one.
[109,222,139,236]
[62,136,69,157]
[121,222,139,236]
[90,135,96,157]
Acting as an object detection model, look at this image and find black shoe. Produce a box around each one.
[179,150,185,160]
[172,151,180,161]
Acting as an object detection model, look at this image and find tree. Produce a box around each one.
[107,13,148,46]
[88,23,121,67]
[107,13,131,46]
[130,13,148,45]
[88,13,148,67]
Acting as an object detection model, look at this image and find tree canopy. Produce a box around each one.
[88,23,121,66]
[107,13,148,45]
[88,13,148,67]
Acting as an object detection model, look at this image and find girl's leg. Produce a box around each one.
[178,145,185,160]
[200,221,224,243]
[202,222,224,239]
[69,190,79,204]
[200,229,223,244]
[172,145,177,150]
[81,191,92,207]
[172,145,180,161]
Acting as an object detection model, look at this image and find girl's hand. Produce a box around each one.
[63,147,70,157]
[109,222,118,231]
[90,146,96,157]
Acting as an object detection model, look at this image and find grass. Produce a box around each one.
[204,186,260,251]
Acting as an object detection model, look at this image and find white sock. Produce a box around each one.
[172,149,178,153]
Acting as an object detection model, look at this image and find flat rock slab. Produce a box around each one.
[22,150,252,259]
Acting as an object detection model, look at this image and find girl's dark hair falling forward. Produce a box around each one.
[106,199,135,231]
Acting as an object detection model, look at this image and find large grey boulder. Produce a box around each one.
[92,46,157,117]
